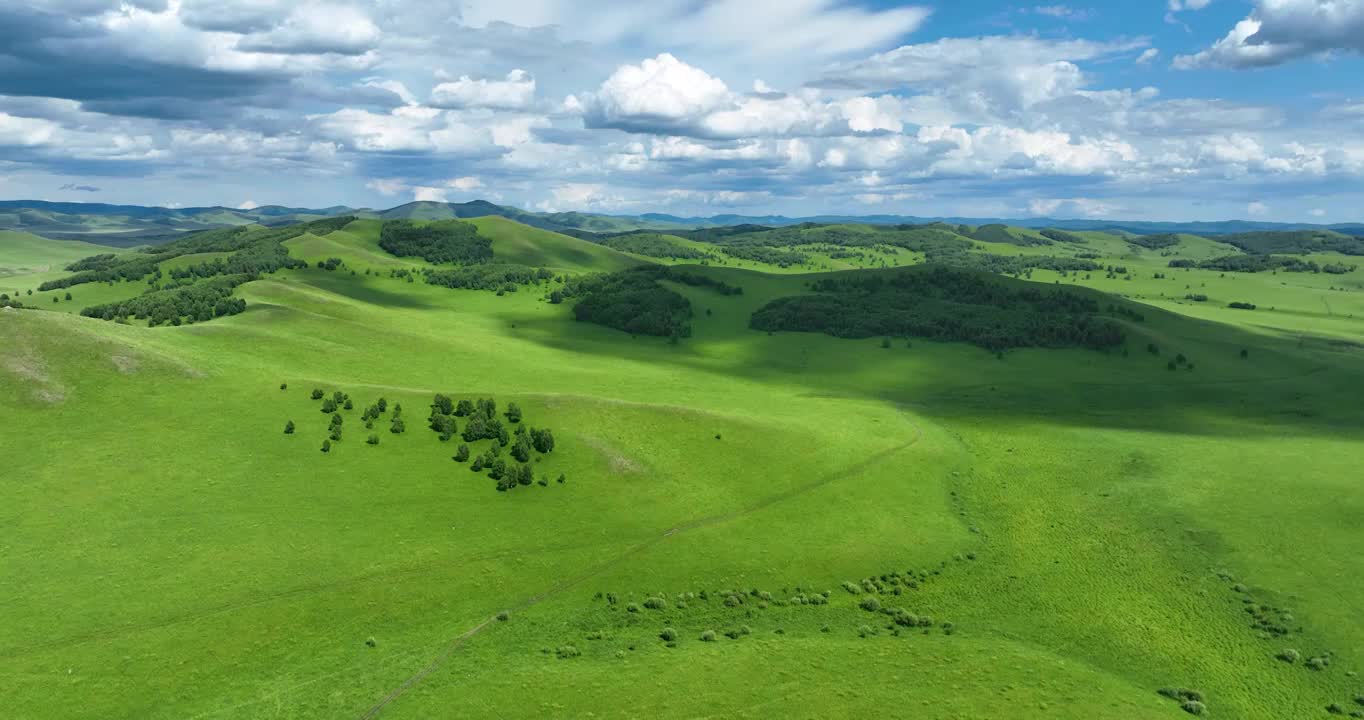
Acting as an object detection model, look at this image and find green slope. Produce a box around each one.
[469,216,644,272]
[2,224,1362,720]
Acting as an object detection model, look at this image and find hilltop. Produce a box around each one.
[5,198,1362,245]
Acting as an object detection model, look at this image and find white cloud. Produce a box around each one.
[1175,0,1364,69]
[1168,0,1214,11]
[236,199,260,209]
[1136,48,1160,65]
[1247,200,1269,215]
[430,70,537,110]
[412,186,449,202]
[1028,197,1116,216]
[583,54,732,133]
[236,3,381,55]
[448,176,482,191]
[366,178,407,196]
[1309,207,1326,217]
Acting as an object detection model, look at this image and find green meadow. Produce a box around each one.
[2,217,1363,719]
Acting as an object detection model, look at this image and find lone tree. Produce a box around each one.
[505,402,523,423]
[367,434,380,446]
[284,420,295,434]
[321,439,331,453]
[311,388,325,400]
[280,383,288,391]
[343,398,354,410]
[377,397,388,413]
[391,417,406,434]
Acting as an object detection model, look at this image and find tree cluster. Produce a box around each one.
[1039,229,1089,244]
[422,264,554,292]
[588,232,714,260]
[80,274,250,325]
[378,219,493,264]
[1127,234,1182,250]
[562,270,693,338]
[1174,255,1326,273]
[750,266,1126,352]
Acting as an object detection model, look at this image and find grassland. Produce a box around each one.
[2,217,1362,719]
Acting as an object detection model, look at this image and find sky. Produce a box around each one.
[2,0,1363,222]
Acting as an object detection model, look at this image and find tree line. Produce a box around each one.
[749,266,1126,352]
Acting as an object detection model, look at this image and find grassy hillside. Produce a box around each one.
[468,216,642,272]
[0,230,128,291]
[2,221,1363,720]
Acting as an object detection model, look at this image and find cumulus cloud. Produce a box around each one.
[582,54,733,133]
[236,199,259,209]
[1247,200,1269,215]
[235,3,381,55]
[430,70,537,110]
[1175,0,1364,69]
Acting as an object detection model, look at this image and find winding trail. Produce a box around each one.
[357,412,925,719]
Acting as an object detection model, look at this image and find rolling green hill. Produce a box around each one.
[2,216,1363,720]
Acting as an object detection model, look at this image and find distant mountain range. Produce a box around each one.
[2,199,1361,246]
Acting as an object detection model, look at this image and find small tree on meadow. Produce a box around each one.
[321,439,331,453]
[454,444,471,462]
[367,434,380,446]
[505,403,522,424]
[455,399,474,417]
[321,398,338,413]
[284,420,295,434]
[391,417,406,434]
[311,388,325,400]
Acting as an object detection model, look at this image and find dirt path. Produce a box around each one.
[358,413,925,719]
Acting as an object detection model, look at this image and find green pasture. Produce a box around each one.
[2,218,1362,719]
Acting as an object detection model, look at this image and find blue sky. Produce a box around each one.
[2,0,1363,221]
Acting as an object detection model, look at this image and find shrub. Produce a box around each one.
[496,611,509,621]
[1307,656,1331,671]
[626,603,641,613]
[1326,704,1343,716]
[321,398,337,413]
[365,637,377,648]
[555,645,580,659]
[321,440,331,453]
[1228,301,1257,310]
[842,581,861,594]
[643,597,667,610]
[1276,648,1300,663]
[367,434,380,446]
[454,444,470,462]
[1181,700,1206,716]
[280,383,288,390]
[391,418,406,434]
[859,597,882,612]
[858,625,875,638]
[659,627,678,642]
[1159,689,1204,703]
[284,420,295,434]
[557,473,566,484]
[700,630,717,642]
